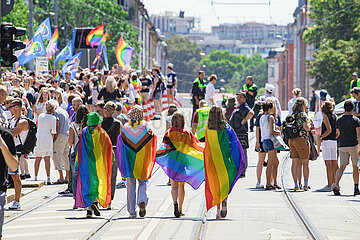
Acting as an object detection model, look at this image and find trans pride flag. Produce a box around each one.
[204,124,245,210]
[116,35,133,67]
[86,24,104,48]
[116,121,157,180]
[75,127,113,208]
[156,127,205,189]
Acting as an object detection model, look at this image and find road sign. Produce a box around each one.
[1,0,14,17]
[36,57,48,75]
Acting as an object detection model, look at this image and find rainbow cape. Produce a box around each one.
[75,126,113,208]
[116,121,157,179]
[86,24,104,48]
[204,124,245,210]
[116,35,133,67]
[156,127,205,189]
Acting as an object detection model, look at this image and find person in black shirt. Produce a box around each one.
[166,63,177,105]
[102,102,122,209]
[242,76,258,132]
[191,71,206,119]
[97,76,121,103]
[82,74,92,105]
[0,127,18,238]
[151,68,163,120]
[333,100,360,196]
[139,70,152,108]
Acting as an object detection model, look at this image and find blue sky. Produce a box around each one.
[143,0,298,32]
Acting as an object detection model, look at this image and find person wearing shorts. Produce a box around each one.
[333,100,360,196]
[288,98,311,191]
[151,68,162,120]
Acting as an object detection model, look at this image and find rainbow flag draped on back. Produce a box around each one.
[156,127,205,189]
[116,121,157,179]
[204,123,245,210]
[86,24,104,48]
[116,35,133,67]
[75,127,113,208]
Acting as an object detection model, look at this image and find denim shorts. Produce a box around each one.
[263,139,275,152]
[8,154,20,175]
[153,92,161,100]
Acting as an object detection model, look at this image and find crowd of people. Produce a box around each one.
[0,62,360,237]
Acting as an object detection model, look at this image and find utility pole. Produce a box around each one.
[28,0,34,70]
[54,0,58,70]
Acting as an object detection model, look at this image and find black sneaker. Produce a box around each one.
[20,174,26,180]
[263,161,267,167]
[139,202,146,217]
[25,173,31,179]
[58,189,72,195]
[354,189,360,196]
[333,187,341,196]
[220,200,227,218]
[86,210,93,218]
[174,202,180,218]
[240,172,246,178]
[91,202,100,216]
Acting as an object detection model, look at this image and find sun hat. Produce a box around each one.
[87,112,103,126]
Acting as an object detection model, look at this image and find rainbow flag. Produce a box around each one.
[131,81,142,103]
[46,27,59,59]
[24,36,29,45]
[75,127,113,208]
[156,127,205,189]
[116,121,157,179]
[86,24,104,48]
[124,100,132,111]
[204,124,245,210]
[54,71,60,82]
[91,32,107,70]
[116,35,133,67]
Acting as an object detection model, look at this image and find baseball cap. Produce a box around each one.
[236,90,246,97]
[265,83,275,93]
[353,72,358,76]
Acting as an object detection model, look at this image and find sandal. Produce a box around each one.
[265,185,274,190]
[274,185,282,190]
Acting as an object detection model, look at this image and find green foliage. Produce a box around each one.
[200,50,267,93]
[304,0,360,101]
[165,35,202,92]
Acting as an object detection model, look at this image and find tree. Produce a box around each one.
[303,0,360,101]
[165,35,202,92]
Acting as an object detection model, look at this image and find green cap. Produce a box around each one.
[87,112,103,126]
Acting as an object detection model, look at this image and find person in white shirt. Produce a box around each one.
[288,88,309,114]
[205,74,219,106]
[258,83,282,120]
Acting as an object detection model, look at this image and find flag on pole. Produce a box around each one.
[91,32,107,70]
[55,71,60,82]
[46,27,59,59]
[103,45,109,70]
[17,34,47,65]
[12,62,20,73]
[115,35,133,67]
[55,41,74,63]
[86,24,104,48]
[34,17,52,40]
[61,51,82,80]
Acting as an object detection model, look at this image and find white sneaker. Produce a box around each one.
[9,201,21,210]
[256,182,264,189]
[317,185,332,192]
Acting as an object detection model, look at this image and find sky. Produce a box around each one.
[142,0,299,32]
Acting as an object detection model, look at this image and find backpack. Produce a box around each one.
[282,113,300,144]
[15,117,37,155]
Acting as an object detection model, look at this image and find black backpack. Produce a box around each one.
[282,113,300,144]
[14,117,37,155]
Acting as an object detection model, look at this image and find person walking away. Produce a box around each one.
[140,69,152,111]
[191,71,206,119]
[166,63,177,105]
[101,102,122,209]
[318,101,338,192]
[205,74,219,106]
[347,72,359,98]
[116,106,157,218]
[7,98,28,210]
[192,100,211,142]
[156,112,204,218]
[350,87,360,118]
[289,98,311,191]
[33,101,57,185]
[333,100,360,196]
[75,112,113,218]
[165,105,178,185]
[309,90,316,112]
[313,89,329,154]
[58,106,88,196]
[204,106,245,218]
[0,126,19,239]
[52,100,70,184]
[229,91,254,177]
[151,68,163,120]
[288,88,308,115]
[242,76,258,132]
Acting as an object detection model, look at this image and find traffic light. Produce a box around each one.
[0,23,26,67]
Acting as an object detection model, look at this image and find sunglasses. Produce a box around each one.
[8,105,18,110]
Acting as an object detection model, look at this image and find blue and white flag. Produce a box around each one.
[34,17,52,40]
[17,34,47,65]
[103,45,109,70]
[55,41,74,63]
[62,51,82,80]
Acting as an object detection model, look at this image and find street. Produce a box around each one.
[1,108,360,240]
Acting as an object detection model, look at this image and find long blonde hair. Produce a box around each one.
[105,76,117,93]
